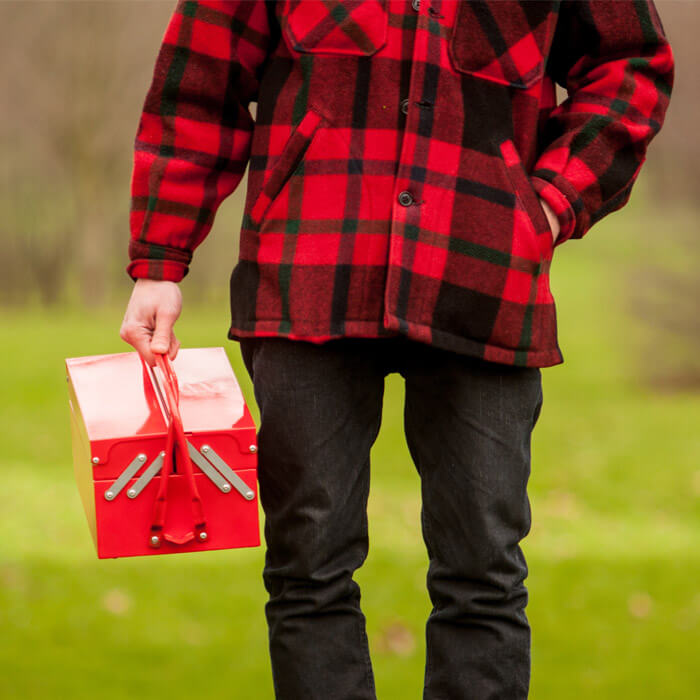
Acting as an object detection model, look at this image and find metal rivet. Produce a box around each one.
[138,454,146,462]
[249,444,257,454]
[160,451,166,457]
[398,190,414,207]
[400,98,409,115]
[199,531,208,541]
[202,445,210,453]
[151,535,160,547]
[412,0,420,11]
[222,484,231,493]
[92,457,100,465]
[105,491,114,501]
[127,489,136,499]
[245,491,255,501]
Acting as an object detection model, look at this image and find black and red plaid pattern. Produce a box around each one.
[128,0,674,367]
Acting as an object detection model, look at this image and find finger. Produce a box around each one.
[150,308,175,358]
[168,331,180,361]
[121,321,156,367]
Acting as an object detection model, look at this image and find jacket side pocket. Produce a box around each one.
[249,108,325,227]
[499,138,553,262]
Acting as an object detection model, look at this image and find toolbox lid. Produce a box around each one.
[66,347,249,441]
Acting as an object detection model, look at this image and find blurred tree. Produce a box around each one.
[622,2,700,390]
[625,206,700,391]
[646,2,700,203]
[0,1,173,305]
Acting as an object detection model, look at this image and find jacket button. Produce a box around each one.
[398,190,414,206]
[400,98,409,115]
[411,0,420,11]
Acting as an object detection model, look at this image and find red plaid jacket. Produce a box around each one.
[128,0,674,367]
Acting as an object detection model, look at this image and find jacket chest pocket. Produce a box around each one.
[448,0,557,88]
[279,0,389,56]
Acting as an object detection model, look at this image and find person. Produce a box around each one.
[120,2,674,697]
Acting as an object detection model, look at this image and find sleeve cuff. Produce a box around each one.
[126,259,188,282]
[531,172,589,246]
[126,239,191,282]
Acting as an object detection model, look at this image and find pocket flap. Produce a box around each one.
[449,1,556,88]
[280,0,389,56]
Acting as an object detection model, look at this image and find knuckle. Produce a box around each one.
[159,308,178,321]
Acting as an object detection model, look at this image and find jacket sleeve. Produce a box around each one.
[127,0,274,282]
[531,0,674,247]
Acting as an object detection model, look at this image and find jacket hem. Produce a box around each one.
[227,319,400,344]
[227,316,564,368]
[382,313,564,368]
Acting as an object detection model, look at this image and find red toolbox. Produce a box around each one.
[65,347,260,559]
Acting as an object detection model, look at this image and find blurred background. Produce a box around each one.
[0,1,698,698]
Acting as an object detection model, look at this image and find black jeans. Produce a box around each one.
[239,335,543,700]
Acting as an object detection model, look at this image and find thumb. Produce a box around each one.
[150,309,174,355]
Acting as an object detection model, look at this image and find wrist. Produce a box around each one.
[538,196,560,244]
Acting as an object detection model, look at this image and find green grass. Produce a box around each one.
[0,201,698,698]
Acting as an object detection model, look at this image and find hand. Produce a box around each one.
[538,197,560,245]
[120,278,182,367]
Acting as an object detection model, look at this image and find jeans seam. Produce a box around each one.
[422,506,436,692]
[359,400,384,698]
[357,613,376,696]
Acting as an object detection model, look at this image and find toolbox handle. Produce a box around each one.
[145,353,208,548]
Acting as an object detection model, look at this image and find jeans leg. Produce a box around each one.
[400,345,543,700]
[240,337,386,700]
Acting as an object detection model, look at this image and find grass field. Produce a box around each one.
[0,202,698,698]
